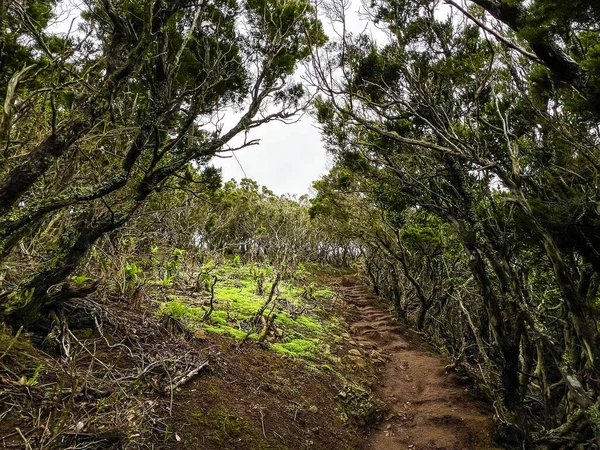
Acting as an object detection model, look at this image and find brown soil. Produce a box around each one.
[0,281,372,450]
[160,332,369,450]
[341,283,502,450]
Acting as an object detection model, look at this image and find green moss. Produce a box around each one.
[157,301,206,322]
[157,300,215,336]
[157,301,187,320]
[188,410,286,449]
[272,338,319,357]
[189,410,247,438]
[72,328,94,339]
[306,362,334,373]
[273,313,294,326]
[203,325,225,334]
[295,316,322,331]
[314,287,335,299]
[204,324,248,340]
[166,293,192,302]
[4,287,35,312]
[152,263,348,363]
[214,285,264,318]
[210,310,228,325]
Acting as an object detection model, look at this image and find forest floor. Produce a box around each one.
[0,266,502,450]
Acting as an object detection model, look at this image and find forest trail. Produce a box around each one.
[341,283,501,450]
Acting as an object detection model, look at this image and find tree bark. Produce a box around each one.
[1,208,133,327]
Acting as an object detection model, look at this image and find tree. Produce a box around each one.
[310,0,600,444]
[0,0,326,326]
[456,0,600,117]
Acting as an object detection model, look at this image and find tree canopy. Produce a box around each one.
[309,0,600,445]
[0,0,325,324]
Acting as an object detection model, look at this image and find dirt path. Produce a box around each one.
[341,284,502,450]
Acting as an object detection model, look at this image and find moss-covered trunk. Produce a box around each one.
[1,209,131,328]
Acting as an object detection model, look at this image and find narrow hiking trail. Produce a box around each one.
[341,283,502,450]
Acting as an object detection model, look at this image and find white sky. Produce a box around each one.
[214,1,386,196]
[214,116,332,197]
[215,1,456,196]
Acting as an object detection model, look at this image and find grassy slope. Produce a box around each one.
[158,262,346,361]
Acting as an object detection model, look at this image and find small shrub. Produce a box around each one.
[160,273,175,287]
[165,248,184,276]
[71,274,91,285]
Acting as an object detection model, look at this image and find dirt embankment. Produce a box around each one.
[0,276,502,450]
[171,281,503,450]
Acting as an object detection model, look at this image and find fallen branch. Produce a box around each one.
[164,359,210,393]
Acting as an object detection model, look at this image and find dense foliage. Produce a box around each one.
[85,177,355,282]
[0,0,325,325]
[309,0,600,446]
[3,0,600,447]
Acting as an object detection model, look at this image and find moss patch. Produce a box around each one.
[204,324,248,340]
[188,410,286,449]
[155,262,348,364]
[295,316,322,332]
[271,338,319,357]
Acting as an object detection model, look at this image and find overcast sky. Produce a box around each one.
[213,1,388,197]
[50,0,389,197]
[213,2,456,196]
[213,116,331,197]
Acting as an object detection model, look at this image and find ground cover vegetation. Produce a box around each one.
[2,0,600,448]
[0,177,374,448]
